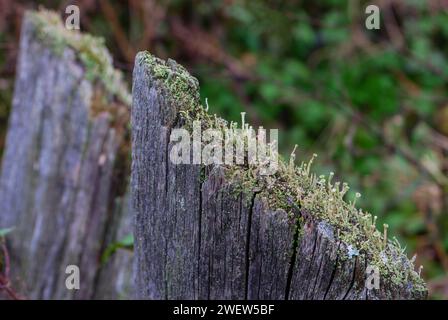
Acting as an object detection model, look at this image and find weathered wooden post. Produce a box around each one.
[131,52,427,300]
[0,10,132,299]
[94,191,134,299]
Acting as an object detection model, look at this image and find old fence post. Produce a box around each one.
[0,10,132,299]
[131,52,428,300]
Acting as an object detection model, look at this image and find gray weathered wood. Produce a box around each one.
[132,55,201,299]
[247,196,296,300]
[94,191,134,299]
[0,11,133,299]
[132,52,427,300]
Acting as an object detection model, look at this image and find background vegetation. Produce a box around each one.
[0,0,447,298]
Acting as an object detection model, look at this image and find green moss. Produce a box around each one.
[28,9,130,106]
[141,52,427,294]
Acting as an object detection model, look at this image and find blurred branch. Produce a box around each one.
[379,0,405,50]
[0,239,24,300]
[428,276,448,299]
[99,0,135,65]
[169,17,252,81]
[428,128,448,151]
[414,183,448,273]
[131,0,165,52]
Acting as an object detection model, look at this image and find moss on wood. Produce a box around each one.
[28,9,131,106]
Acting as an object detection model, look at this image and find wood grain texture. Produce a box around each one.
[0,12,132,299]
[132,51,427,300]
[94,191,134,299]
[132,54,201,299]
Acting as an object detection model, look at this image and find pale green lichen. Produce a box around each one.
[139,52,203,120]
[141,52,427,294]
[28,9,131,106]
[139,51,231,131]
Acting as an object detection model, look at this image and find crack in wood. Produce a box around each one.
[244,192,258,300]
[343,255,358,300]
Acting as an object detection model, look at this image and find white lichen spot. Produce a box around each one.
[347,245,359,259]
